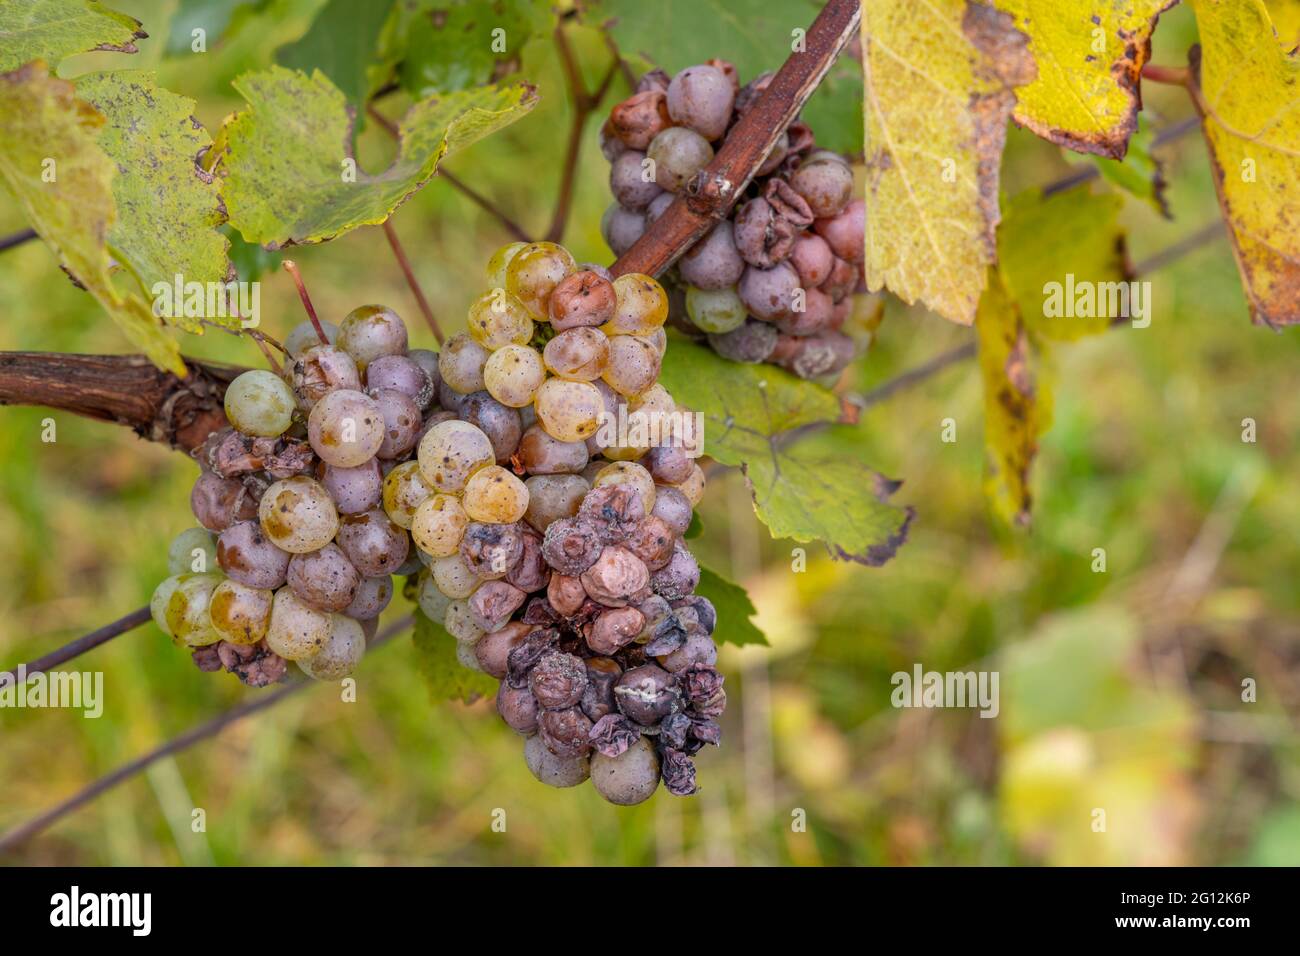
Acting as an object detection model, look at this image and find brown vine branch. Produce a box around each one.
[854,222,1227,409]
[0,606,151,685]
[545,22,621,243]
[0,616,413,854]
[610,0,862,278]
[0,352,237,452]
[0,228,38,253]
[382,219,444,343]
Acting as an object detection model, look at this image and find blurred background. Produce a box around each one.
[1,0,1298,866]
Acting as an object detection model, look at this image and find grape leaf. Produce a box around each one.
[977,186,1128,526]
[658,338,913,565]
[225,224,279,282]
[77,71,233,332]
[997,187,1131,341]
[1189,0,1300,327]
[276,0,396,108]
[1084,116,1170,217]
[684,509,703,539]
[1265,0,1300,49]
[0,0,144,72]
[412,608,497,703]
[695,565,767,647]
[0,62,183,373]
[800,55,864,156]
[991,0,1176,159]
[976,268,1049,528]
[592,0,817,79]
[398,0,550,98]
[218,66,538,248]
[166,0,264,56]
[862,0,1036,326]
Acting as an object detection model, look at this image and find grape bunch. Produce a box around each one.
[600,61,868,380]
[150,243,725,804]
[418,241,725,804]
[151,304,439,686]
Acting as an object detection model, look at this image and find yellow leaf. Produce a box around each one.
[862,0,1035,325]
[976,267,1052,527]
[1265,0,1300,50]
[993,0,1176,158]
[0,62,183,374]
[1190,0,1300,327]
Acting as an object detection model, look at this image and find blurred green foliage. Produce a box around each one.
[0,0,1297,867]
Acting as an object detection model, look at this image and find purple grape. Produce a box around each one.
[365,354,433,409]
[601,203,646,256]
[649,486,693,537]
[217,520,291,589]
[459,390,523,464]
[609,150,662,211]
[318,458,383,515]
[336,509,410,577]
[371,387,421,460]
[738,261,801,321]
[286,543,361,613]
[678,221,744,290]
[191,472,257,532]
[789,153,855,218]
[343,575,393,620]
[666,64,735,141]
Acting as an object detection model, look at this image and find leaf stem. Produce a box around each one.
[0,228,37,253]
[545,23,621,243]
[366,103,531,242]
[1142,63,1191,86]
[382,218,443,344]
[281,260,330,346]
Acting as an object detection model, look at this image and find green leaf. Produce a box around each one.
[863,0,1035,325]
[166,0,268,56]
[276,0,396,108]
[0,62,183,373]
[800,56,863,156]
[695,565,766,647]
[225,225,280,282]
[0,0,144,72]
[412,608,497,703]
[592,0,810,80]
[997,187,1130,341]
[659,338,913,565]
[219,65,538,248]
[1190,0,1300,327]
[77,70,233,332]
[398,0,550,98]
[1084,117,1169,218]
[990,0,1174,159]
[684,509,703,539]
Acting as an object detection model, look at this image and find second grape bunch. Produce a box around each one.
[423,242,726,803]
[601,60,872,380]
